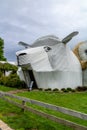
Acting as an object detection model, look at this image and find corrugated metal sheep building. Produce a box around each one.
[16,31,83,90]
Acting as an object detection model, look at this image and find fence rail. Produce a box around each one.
[0,91,87,130]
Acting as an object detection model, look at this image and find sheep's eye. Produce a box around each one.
[85,49,87,55]
[44,46,52,52]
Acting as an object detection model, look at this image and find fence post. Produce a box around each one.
[22,100,26,112]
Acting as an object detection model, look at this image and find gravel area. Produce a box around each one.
[0,120,13,130]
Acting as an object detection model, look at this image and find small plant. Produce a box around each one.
[82,86,87,91]
[63,89,69,92]
[61,88,65,91]
[38,88,43,91]
[61,88,68,92]
[53,88,59,92]
[76,86,82,91]
[76,86,87,92]
[71,89,76,92]
[61,88,66,91]
[44,88,52,91]
[66,88,72,92]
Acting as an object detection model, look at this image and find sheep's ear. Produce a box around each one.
[18,41,31,48]
[62,31,79,44]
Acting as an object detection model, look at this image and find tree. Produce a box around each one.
[0,37,6,61]
[0,62,18,76]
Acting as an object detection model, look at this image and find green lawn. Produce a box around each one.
[0,99,73,130]
[16,91,87,127]
[0,85,17,92]
[17,91,87,113]
[0,86,87,129]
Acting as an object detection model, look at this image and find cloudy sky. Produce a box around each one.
[0,0,87,61]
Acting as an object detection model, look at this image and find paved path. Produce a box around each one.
[0,120,13,130]
[9,89,28,94]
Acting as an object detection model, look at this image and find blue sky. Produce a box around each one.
[0,0,87,61]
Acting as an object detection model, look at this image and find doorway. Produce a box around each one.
[28,70,38,89]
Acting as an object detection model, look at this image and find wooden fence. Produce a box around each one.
[0,91,87,130]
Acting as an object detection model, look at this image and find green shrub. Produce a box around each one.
[53,88,59,92]
[82,86,87,91]
[0,70,3,77]
[71,89,76,92]
[38,88,43,91]
[61,88,66,91]
[0,73,26,88]
[66,88,72,91]
[0,76,9,85]
[61,88,68,92]
[63,89,69,92]
[76,86,87,92]
[76,86,82,91]
[44,88,52,91]
[61,88,76,93]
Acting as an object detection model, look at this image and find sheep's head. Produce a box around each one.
[17,31,80,72]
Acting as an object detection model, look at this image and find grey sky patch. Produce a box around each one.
[0,0,87,61]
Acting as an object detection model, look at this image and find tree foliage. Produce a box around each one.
[0,63,26,88]
[0,37,6,61]
[0,62,18,76]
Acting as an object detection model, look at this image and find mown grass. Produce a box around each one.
[16,91,87,127]
[0,86,87,129]
[0,99,73,130]
[17,91,87,113]
[0,85,17,92]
